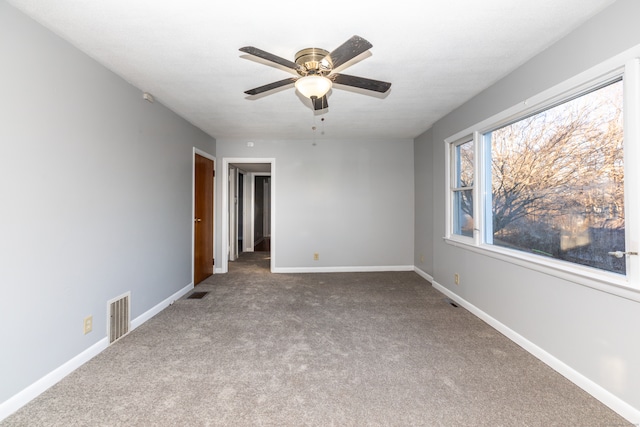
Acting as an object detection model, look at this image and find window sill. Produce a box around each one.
[443,237,640,303]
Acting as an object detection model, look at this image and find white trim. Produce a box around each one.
[238,169,251,253]
[0,282,193,422]
[221,158,275,273]
[445,135,476,244]
[247,172,256,251]
[0,338,108,422]
[443,51,640,299]
[623,58,640,285]
[131,282,193,329]
[413,266,434,283]
[431,280,640,425]
[444,65,626,145]
[273,265,414,274]
[476,130,490,246]
[228,166,237,261]
[444,237,640,303]
[193,148,216,162]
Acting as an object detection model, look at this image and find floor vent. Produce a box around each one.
[444,297,459,308]
[108,292,130,345]
[188,291,208,299]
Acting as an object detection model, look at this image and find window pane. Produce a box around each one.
[455,140,474,188]
[454,189,474,237]
[487,80,624,274]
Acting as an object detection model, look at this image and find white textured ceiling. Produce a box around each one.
[7,0,616,141]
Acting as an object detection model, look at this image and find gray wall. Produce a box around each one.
[216,138,414,270]
[5,0,639,419]
[413,128,434,273]
[414,0,640,414]
[0,1,215,404]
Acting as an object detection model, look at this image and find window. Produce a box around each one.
[445,59,639,292]
[485,80,624,274]
[451,139,474,238]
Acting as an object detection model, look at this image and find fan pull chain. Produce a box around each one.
[312,115,317,146]
[311,116,325,146]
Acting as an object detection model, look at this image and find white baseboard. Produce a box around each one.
[431,280,640,425]
[272,265,415,274]
[131,282,193,330]
[0,282,193,423]
[0,337,108,422]
[413,266,434,283]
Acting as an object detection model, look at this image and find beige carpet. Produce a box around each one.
[3,252,630,426]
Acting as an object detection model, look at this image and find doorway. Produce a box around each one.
[222,158,275,273]
[238,172,244,254]
[254,175,271,252]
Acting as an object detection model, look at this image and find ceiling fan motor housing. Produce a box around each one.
[240,35,391,109]
[295,48,331,76]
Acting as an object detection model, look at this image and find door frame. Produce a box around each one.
[230,167,251,254]
[228,165,237,261]
[221,157,275,273]
[252,173,272,250]
[243,171,271,252]
[192,148,216,284]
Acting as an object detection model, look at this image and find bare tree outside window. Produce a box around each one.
[452,140,474,237]
[485,80,624,273]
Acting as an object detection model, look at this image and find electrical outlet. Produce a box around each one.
[420,254,424,263]
[313,253,319,261]
[83,315,93,334]
[454,273,460,285]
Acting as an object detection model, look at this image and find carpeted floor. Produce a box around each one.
[2,252,631,426]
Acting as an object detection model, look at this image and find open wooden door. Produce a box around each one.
[194,154,214,285]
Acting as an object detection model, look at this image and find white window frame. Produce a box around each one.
[446,136,476,244]
[444,56,640,301]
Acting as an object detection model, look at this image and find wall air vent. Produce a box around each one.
[108,292,130,345]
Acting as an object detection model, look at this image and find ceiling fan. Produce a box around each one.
[240,35,391,111]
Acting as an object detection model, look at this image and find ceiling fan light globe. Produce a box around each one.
[295,75,332,99]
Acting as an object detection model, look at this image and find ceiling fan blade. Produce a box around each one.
[329,73,391,93]
[312,95,328,111]
[244,77,298,96]
[239,46,301,72]
[324,35,373,70]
